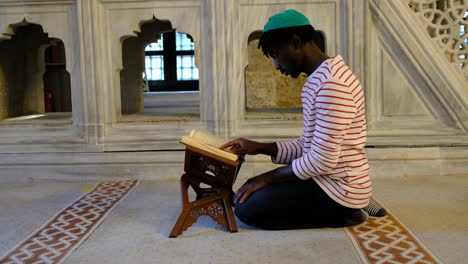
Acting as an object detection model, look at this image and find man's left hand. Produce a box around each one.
[234,175,270,204]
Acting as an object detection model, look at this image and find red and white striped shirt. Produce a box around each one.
[273,55,371,208]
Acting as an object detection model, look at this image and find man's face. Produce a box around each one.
[269,42,302,78]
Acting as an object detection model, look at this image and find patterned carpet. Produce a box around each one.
[0,181,443,264]
[0,180,139,264]
[345,199,442,264]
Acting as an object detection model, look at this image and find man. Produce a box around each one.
[220,9,385,230]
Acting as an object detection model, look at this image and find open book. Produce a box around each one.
[180,129,238,162]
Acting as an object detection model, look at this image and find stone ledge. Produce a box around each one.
[1,147,467,182]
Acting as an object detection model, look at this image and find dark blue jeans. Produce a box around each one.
[234,179,362,230]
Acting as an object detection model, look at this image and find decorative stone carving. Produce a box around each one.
[409,0,468,76]
[367,0,468,144]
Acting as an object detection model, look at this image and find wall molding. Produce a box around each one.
[1,146,468,182]
[0,1,74,6]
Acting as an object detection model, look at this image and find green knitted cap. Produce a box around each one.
[263,9,311,32]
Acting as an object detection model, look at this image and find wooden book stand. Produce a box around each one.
[169,145,243,238]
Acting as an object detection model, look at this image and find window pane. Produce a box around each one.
[145,36,164,51]
[176,32,194,51]
[459,11,467,69]
[145,55,164,80]
[182,69,192,79]
[176,55,199,80]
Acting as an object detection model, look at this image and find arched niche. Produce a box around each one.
[244,30,326,119]
[0,19,72,121]
[120,16,172,115]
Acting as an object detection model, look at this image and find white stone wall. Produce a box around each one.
[0,0,467,179]
[366,0,468,146]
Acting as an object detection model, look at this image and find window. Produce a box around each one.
[144,31,199,92]
[459,11,467,69]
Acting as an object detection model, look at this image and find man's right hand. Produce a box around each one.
[219,138,261,156]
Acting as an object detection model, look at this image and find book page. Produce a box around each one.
[189,129,227,148]
[180,136,238,161]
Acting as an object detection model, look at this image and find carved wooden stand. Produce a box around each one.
[169,146,242,238]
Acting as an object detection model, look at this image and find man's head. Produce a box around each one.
[258,9,324,78]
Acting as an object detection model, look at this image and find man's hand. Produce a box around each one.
[220,138,261,156]
[233,175,270,204]
[233,166,298,204]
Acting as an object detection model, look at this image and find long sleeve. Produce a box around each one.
[272,137,304,164]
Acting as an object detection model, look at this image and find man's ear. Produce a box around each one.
[291,35,303,49]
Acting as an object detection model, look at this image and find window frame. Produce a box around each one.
[145,30,199,92]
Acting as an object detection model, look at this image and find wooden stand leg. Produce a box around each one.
[169,174,191,238]
[222,191,238,233]
[169,175,238,237]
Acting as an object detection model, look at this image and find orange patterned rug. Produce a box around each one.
[345,199,442,264]
[0,180,139,264]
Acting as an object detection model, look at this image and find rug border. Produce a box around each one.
[344,197,444,264]
[0,180,140,264]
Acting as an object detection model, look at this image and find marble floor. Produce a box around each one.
[0,175,467,264]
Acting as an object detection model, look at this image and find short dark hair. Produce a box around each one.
[258,25,325,57]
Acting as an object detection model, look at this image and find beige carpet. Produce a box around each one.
[0,176,466,264]
[0,180,139,264]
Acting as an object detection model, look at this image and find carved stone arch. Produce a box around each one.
[139,16,173,45]
[0,19,71,120]
[120,16,173,114]
[4,18,49,41]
